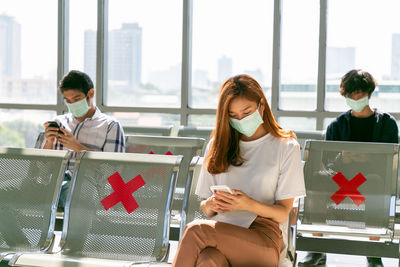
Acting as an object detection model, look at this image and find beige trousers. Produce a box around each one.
[171,216,283,267]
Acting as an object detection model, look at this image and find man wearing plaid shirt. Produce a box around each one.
[43,70,125,207]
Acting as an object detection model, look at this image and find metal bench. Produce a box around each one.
[296,140,400,261]
[12,151,183,266]
[0,148,71,263]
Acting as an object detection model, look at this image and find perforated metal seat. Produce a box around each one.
[12,151,183,266]
[125,135,205,238]
[123,125,174,136]
[177,126,213,156]
[0,147,71,261]
[185,157,207,224]
[293,130,325,160]
[296,140,400,259]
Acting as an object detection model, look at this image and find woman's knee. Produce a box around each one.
[182,220,215,239]
[197,247,229,267]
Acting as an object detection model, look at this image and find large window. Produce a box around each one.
[191,0,274,109]
[0,109,56,148]
[70,0,97,83]
[106,0,182,108]
[279,0,319,111]
[2,0,400,144]
[278,117,316,131]
[0,0,57,148]
[111,112,179,127]
[0,0,57,104]
[188,115,216,127]
[325,0,400,113]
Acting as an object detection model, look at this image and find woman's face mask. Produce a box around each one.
[229,105,264,137]
[345,96,369,113]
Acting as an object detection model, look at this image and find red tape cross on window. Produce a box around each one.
[101,172,146,214]
[330,172,366,206]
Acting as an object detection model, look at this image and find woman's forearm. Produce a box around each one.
[246,198,293,224]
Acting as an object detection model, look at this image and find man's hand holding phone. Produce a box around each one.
[43,121,85,152]
[43,121,62,145]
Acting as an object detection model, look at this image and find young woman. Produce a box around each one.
[172,74,306,267]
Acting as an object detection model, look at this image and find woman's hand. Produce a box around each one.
[200,190,250,216]
[213,190,254,213]
[200,195,219,217]
[202,190,295,224]
[205,195,221,213]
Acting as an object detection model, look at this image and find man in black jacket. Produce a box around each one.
[299,69,398,267]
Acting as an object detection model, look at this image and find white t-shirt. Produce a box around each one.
[196,133,306,228]
[195,133,306,266]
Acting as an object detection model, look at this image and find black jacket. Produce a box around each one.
[326,109,398,144]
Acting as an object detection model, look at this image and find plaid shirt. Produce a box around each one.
[53,107,125,153]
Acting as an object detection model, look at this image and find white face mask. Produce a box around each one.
[229,107,264,137]
[346,96,369,113]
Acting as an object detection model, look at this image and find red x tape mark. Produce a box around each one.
[145,151,173,179]
[149,150,173,155]
[101,172,146,214]
[330,172,366,206]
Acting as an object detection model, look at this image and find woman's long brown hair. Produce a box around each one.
[206,74,295,175]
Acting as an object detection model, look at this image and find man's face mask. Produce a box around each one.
[345,96,369,113]
[66,97,90,117]
[229,105,264,137]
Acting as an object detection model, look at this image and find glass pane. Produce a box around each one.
[191,0,273,109]
[326,0,400,113]
[70,0,97,83]
[278,117,316,131]
[0,109,56,148]
[280,0,319,111]
[110,112,179,127]
[188,115,216,128]
[106,0,182,107]
[0,0,57,104]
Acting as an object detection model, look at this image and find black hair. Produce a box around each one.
[58,70,94,95]
[340,69,376,97]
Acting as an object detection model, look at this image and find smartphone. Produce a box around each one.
[47,121,64,134]
[47,121,59,128]
[210,185,233,194]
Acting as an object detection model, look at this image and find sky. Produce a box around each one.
[2,0,400,85]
